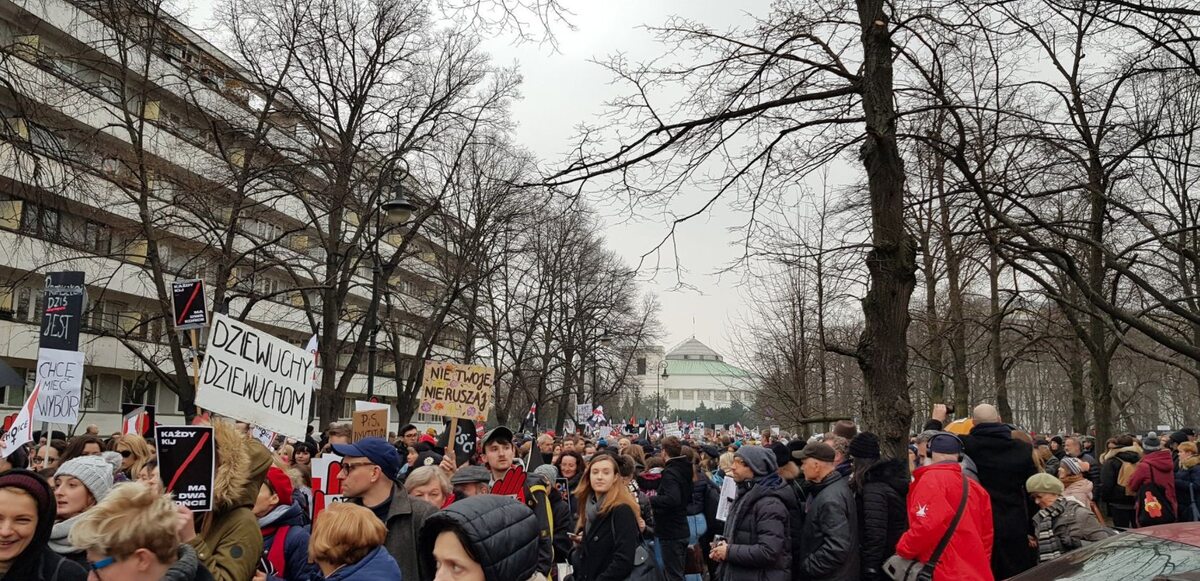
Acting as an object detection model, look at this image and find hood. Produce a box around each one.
[1142,449,1175,472]
[328,546,399,580]
[418,495,539,581]
[969,422,1012,440]
[912,460,962,485]
[212,420,273,512]
[1103,445,1142,463]
[162,544,205,581]
[862,458,911,495]
[734,446,778,477]
[259,502,305,529]
[638,470,663,490]
[1064,478,1093,495]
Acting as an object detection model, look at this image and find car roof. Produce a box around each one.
[1131,523,1200,547]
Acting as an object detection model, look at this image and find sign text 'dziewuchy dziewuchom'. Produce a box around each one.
[195,313,313,437]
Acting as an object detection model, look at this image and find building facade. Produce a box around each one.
[632,338,753,416]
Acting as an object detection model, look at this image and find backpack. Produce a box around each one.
[1118,460,1138,495]
[1135,471,1176,527]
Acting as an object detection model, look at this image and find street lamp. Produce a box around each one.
[367,163,416,399]
[656,360,669,421]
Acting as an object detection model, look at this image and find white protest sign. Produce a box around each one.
[195,313,314,437]
[716,475,738,522]
[355,401,392,429]
[575,403,591,423]
[1,384,39,458]
[33,348,84,423]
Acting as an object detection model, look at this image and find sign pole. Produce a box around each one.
[42,421,50,466]
[189,329,201,387]
[447,416,458,464]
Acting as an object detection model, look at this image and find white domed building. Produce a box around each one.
[632,338,754,415]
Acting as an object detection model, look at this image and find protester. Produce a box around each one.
[333,435,435,580]
[555,450,585,523]
[138,458,163,495]
[894,433,994,581]
[1129,435,1178,526]
[1099,434,1142,528]
[793,442,856,580]
[405,465,454,509]
[0,443,28,473]
[710,445,792,580]
[1035,439,1060,476]
[58,436,104,465]
[290,442,314,468]
[1065,436,1101,485]
[849,432,908,581]
[398,424,420,450]
[115,433,154,481]
[572,452,641,581]
[478,426,553,578]
[651,435,692,580]
[822,435,851,477]
[309,502,402,581]
[30,440,65,473]
[68,482,213,580]
[419,494,540,581]
[450,465,492,499]
[1058,457,1094,510]
[1026,473,1112,564]
[1176,441,1200,522]
[253,465,319,581]
[0,470,87,581]
[49,455,114,565]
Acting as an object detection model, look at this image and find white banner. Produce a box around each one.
[1,384,39,458]
[33,348,84,423]
[195,313,314,438]
[575,403,591,423]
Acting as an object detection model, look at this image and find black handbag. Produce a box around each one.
[612,516,664,581]
[883,472,969,581]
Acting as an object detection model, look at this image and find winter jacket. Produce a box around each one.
[962,422,1037,578]
[1175,462,1200,522]
[1129,449,1178,523]
[895,462,995,581]
[418,494,540,581]
[797,471,858,581]
[1061,476,1094,509]
[258,503,320,581]
[721,474,792,581]
[0,469,87,581]
[575,502,640,581]
[650,455,693,540]
[190,421,270,581]
[856,459,909,581]
[1099,446,1142,508]
[350,481,436,581]
[547,482,573,563]
[322,546,402,581]
[778,479,806,581]
[162,545,216,581]
[1031,497,1114,563]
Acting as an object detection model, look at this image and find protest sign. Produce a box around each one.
[575,403,591,423]
[419,361,493,421]
[121,403,155,437]
[598,426,613,439]
[171,279,208,330]
[155,426,214,512]
[716,475,738,522]
[311,454,346,521]
[352,409,388,441]
[33,348,84,424]
[195,313,314,437]
[354,400,391,429]
[250,425,276,448]
[438,419,477,466]
[1,384,39,458]
[39,272,85,351]
[771,425,781,436]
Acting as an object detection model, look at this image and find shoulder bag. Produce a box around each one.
[883,473,969,581]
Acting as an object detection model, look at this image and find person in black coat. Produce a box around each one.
[0,469,88,581]
[418,494,540,581]
[795,443,859,581]
[848,433,909,581]
[770,442,807,581]
[572,452,642,581]
[711,446,791,581]
[652,436,693,580]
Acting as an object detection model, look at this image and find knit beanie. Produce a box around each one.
[734,446,778,477]
[1059,457,1083,476]
[849,432,881,460]
[769,442,791,468]
[1171,431,1190,446]
[1143,436,1163,452]
[1026,472,1064,495]
[531,464,558,486]
[54,455,114,502]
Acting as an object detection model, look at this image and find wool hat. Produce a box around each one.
[1183,428,1197,438]
[849,432,881,460]
[928,433,963,455]
[700,444,721,460]
[1026,472,1064,495]
[770,442,791,468]
[531,464,558,486]
[1059,457,1084,476]
[1143,436,1163,452]
[264,466,294,505]
[54,455,114,502]
[796,442,837,463]
[1171,431,1190,446]
[734,446,778,477]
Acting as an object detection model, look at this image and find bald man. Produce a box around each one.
[943,403,1037,578]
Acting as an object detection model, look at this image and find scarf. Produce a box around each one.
[584,492,606,535]
[1034,500,1067,562]
[48,514,83,555]
[162,545,204,581]
[257,504,291,528]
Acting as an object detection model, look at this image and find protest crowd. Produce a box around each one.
[4,400,1200,581]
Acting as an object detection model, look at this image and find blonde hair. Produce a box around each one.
[309,502,386,567]
[404,465,451,496]
[1181,442,1198,455]
[574,453,641,533]
[68,483,179,562]
[116,433,153,477]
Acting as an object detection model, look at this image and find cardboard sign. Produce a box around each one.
[419,361,494,421]
[171,279,208,330]
[40,272,85,351]
[1,384,39,458]
[195,313,314,437]
[352,409,388,441]
[155,426,215,512]
[33,348,84,423]
[575,403,591,423]
[438,419,477,466]
[121,403,156,437]
[311,454,346,521]
[354,401,391,429]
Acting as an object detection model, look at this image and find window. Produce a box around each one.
[636,358,647,376]
[683,390,694,401]
[14,287,31,322]
[1,367,29,406]
[19,202,60,239]
[122,377,158,407]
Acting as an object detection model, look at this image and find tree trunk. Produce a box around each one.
[854,0,917,459]
[1068,334,1088,433]
[987,232,1011,421]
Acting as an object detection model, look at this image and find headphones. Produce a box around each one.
[926,432,964,462]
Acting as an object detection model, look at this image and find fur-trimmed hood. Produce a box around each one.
[212,420,272,512]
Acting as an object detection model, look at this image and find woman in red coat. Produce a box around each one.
[1128,436,1178,526]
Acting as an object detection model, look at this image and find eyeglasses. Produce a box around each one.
[88,556,114,573]
[118,450,132,458]
[341,461,377,474]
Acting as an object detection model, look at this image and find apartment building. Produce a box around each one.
[0,0,455,433]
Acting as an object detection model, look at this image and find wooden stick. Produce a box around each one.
[189,329,201,387]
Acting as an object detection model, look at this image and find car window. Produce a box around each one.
[1010,533,1200,581]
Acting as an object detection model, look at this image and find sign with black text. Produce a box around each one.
[352,409,387,441]
[155,425,214,512]
[195,313,314,437]
[438,418,478,466]
[171,279,208,330]
[39,272,85,351]
[33,348,84,423]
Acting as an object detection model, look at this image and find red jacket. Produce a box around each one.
[895,462,994,581]
[1129,449,1178,520]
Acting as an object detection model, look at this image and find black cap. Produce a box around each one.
[483,426,514,446]
[797,442,836,463]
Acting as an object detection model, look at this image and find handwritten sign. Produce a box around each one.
[39,272,84,351]
[575,403,591,423]
[195,313,314,437]
[171,279,208,330]
[419,361,494,421]
[33,348,84,423]
[1,384,39,458]
[354,400,391,429]
[155,426,215,512]
[352,409,388,441]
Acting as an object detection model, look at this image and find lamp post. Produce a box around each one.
[366,163,417,399]
[655,360,669,421]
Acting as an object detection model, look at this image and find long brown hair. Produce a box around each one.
[574,453,640,533]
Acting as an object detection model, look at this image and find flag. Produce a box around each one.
[519,403,537,434]
[123,406,151,436]
[1,383,40,458]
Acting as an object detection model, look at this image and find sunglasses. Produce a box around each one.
[118,450,132,458]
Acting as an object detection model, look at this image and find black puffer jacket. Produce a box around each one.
[963,422,1039,579]
[720,474,791,581]
[855,459,909,581]
[797,470,859,581]
[417,495,539,581]
[651,456,693,540]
